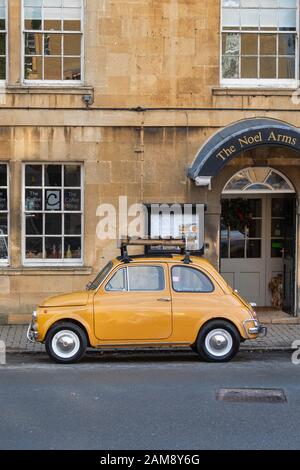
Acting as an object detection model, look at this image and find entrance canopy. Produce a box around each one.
[188,118,300,186]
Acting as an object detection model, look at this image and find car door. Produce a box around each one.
[170,264,221,338]
[93,263,172,341]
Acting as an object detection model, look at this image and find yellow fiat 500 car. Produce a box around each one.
[28,252,267,364]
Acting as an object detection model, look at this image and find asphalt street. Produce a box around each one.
[1,350,300,450]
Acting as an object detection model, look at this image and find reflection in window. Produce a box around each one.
[223,168,294,193]
[128,266,165,291]
[24,163,83,264]
[24,0,82,81]
[222,0,297,81]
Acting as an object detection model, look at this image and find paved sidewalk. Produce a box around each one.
[1,324,300,353]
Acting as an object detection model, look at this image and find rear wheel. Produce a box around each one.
[196,320,240,362]
[45,322,87,364]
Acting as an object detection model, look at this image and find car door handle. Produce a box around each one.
[157,297,171,302]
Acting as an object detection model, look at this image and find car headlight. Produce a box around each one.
[32,310,37,320]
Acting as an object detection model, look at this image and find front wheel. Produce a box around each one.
[45,322,87,364]
[196,320,240,362]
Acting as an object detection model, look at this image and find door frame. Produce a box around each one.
[219,192,298,315]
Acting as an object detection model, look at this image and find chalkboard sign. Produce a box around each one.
[64,190,81,211]
[0,189,7,211]
[25,189,42,211]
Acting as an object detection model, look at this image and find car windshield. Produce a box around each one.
[88,261,113,290]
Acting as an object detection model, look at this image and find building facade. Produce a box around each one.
[1,0,300,324]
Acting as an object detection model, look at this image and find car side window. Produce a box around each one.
[106,268,127,292]
[128,266,165,291]
[171,266,214,293]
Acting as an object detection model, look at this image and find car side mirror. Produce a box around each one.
[86,282,92,291]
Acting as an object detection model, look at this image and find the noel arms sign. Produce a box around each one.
[188,118,300,183]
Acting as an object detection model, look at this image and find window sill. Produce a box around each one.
[5,85,94,95]
[212,87,298,97]
[0,266,93,276]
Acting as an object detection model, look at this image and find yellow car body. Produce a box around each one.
[28,255,266,363]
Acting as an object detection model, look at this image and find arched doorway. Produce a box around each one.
[220,168,296,314]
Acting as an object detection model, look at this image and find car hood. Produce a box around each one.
[39,291,89,308]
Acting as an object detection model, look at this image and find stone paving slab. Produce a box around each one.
[1,324,300,353]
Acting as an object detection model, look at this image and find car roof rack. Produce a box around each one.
[118,238,192,264]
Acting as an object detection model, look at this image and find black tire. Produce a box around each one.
[45,322,87,364]
[196,320,240,362]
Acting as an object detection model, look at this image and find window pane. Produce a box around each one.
[0,236,8,259]
[279,34,296,55]
[260,56,276,78]
[248,199,262,217]
[64,33,81,55]
[172,266,214,293]
[25,56,43,79]
[25,164,42,186]
[230,239,245,258]
[64,20,81,31]
[241,9,259,28]
[64,165,81,187]
[260,10,278,28]
[279,9,296,30]
[241,33,258,55]
[64,237,81,259]
[0,164,7,186]
[279,57,295,78]
[247,240,261,258]
[64,189,81,211]
[45,214,62,235]
[44,56,62,80]
[223,9,240,28]
[271,239,284,257]
[25,189,42,211]
[44,33,62,55]
[272,198,285,217]
[222,56,239,78]
[44,20,62,31]
[65,213,81,235]
[0,213,7,235]
[241,57,258,78]
[45,189,61,211]
[45,237,62,259]
[26,237,43,259]
[106,268,127,291]
[260,34,276,55]
[25,33,43,55]
[45,165,62,186]
[247,219,262,238]
[0,32,5,55]
[128,266,165,291]
[0,56,5,80]
[271,219,284,238]
[63,57,81,80]
[26,213,43,235]
[223,33,240,55]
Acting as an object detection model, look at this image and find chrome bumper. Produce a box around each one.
[243,319,267,338]
[27,320,38,343]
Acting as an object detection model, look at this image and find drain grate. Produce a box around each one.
[217,388,287,403]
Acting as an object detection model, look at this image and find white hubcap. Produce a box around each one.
[52,330,80,359]
[205,329,233,357]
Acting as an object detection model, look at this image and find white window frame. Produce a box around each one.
[0,162,9,266]
[22,162,84,267]
[21,0,84,86]
[220,1,299,88]
[0,0,8,85]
